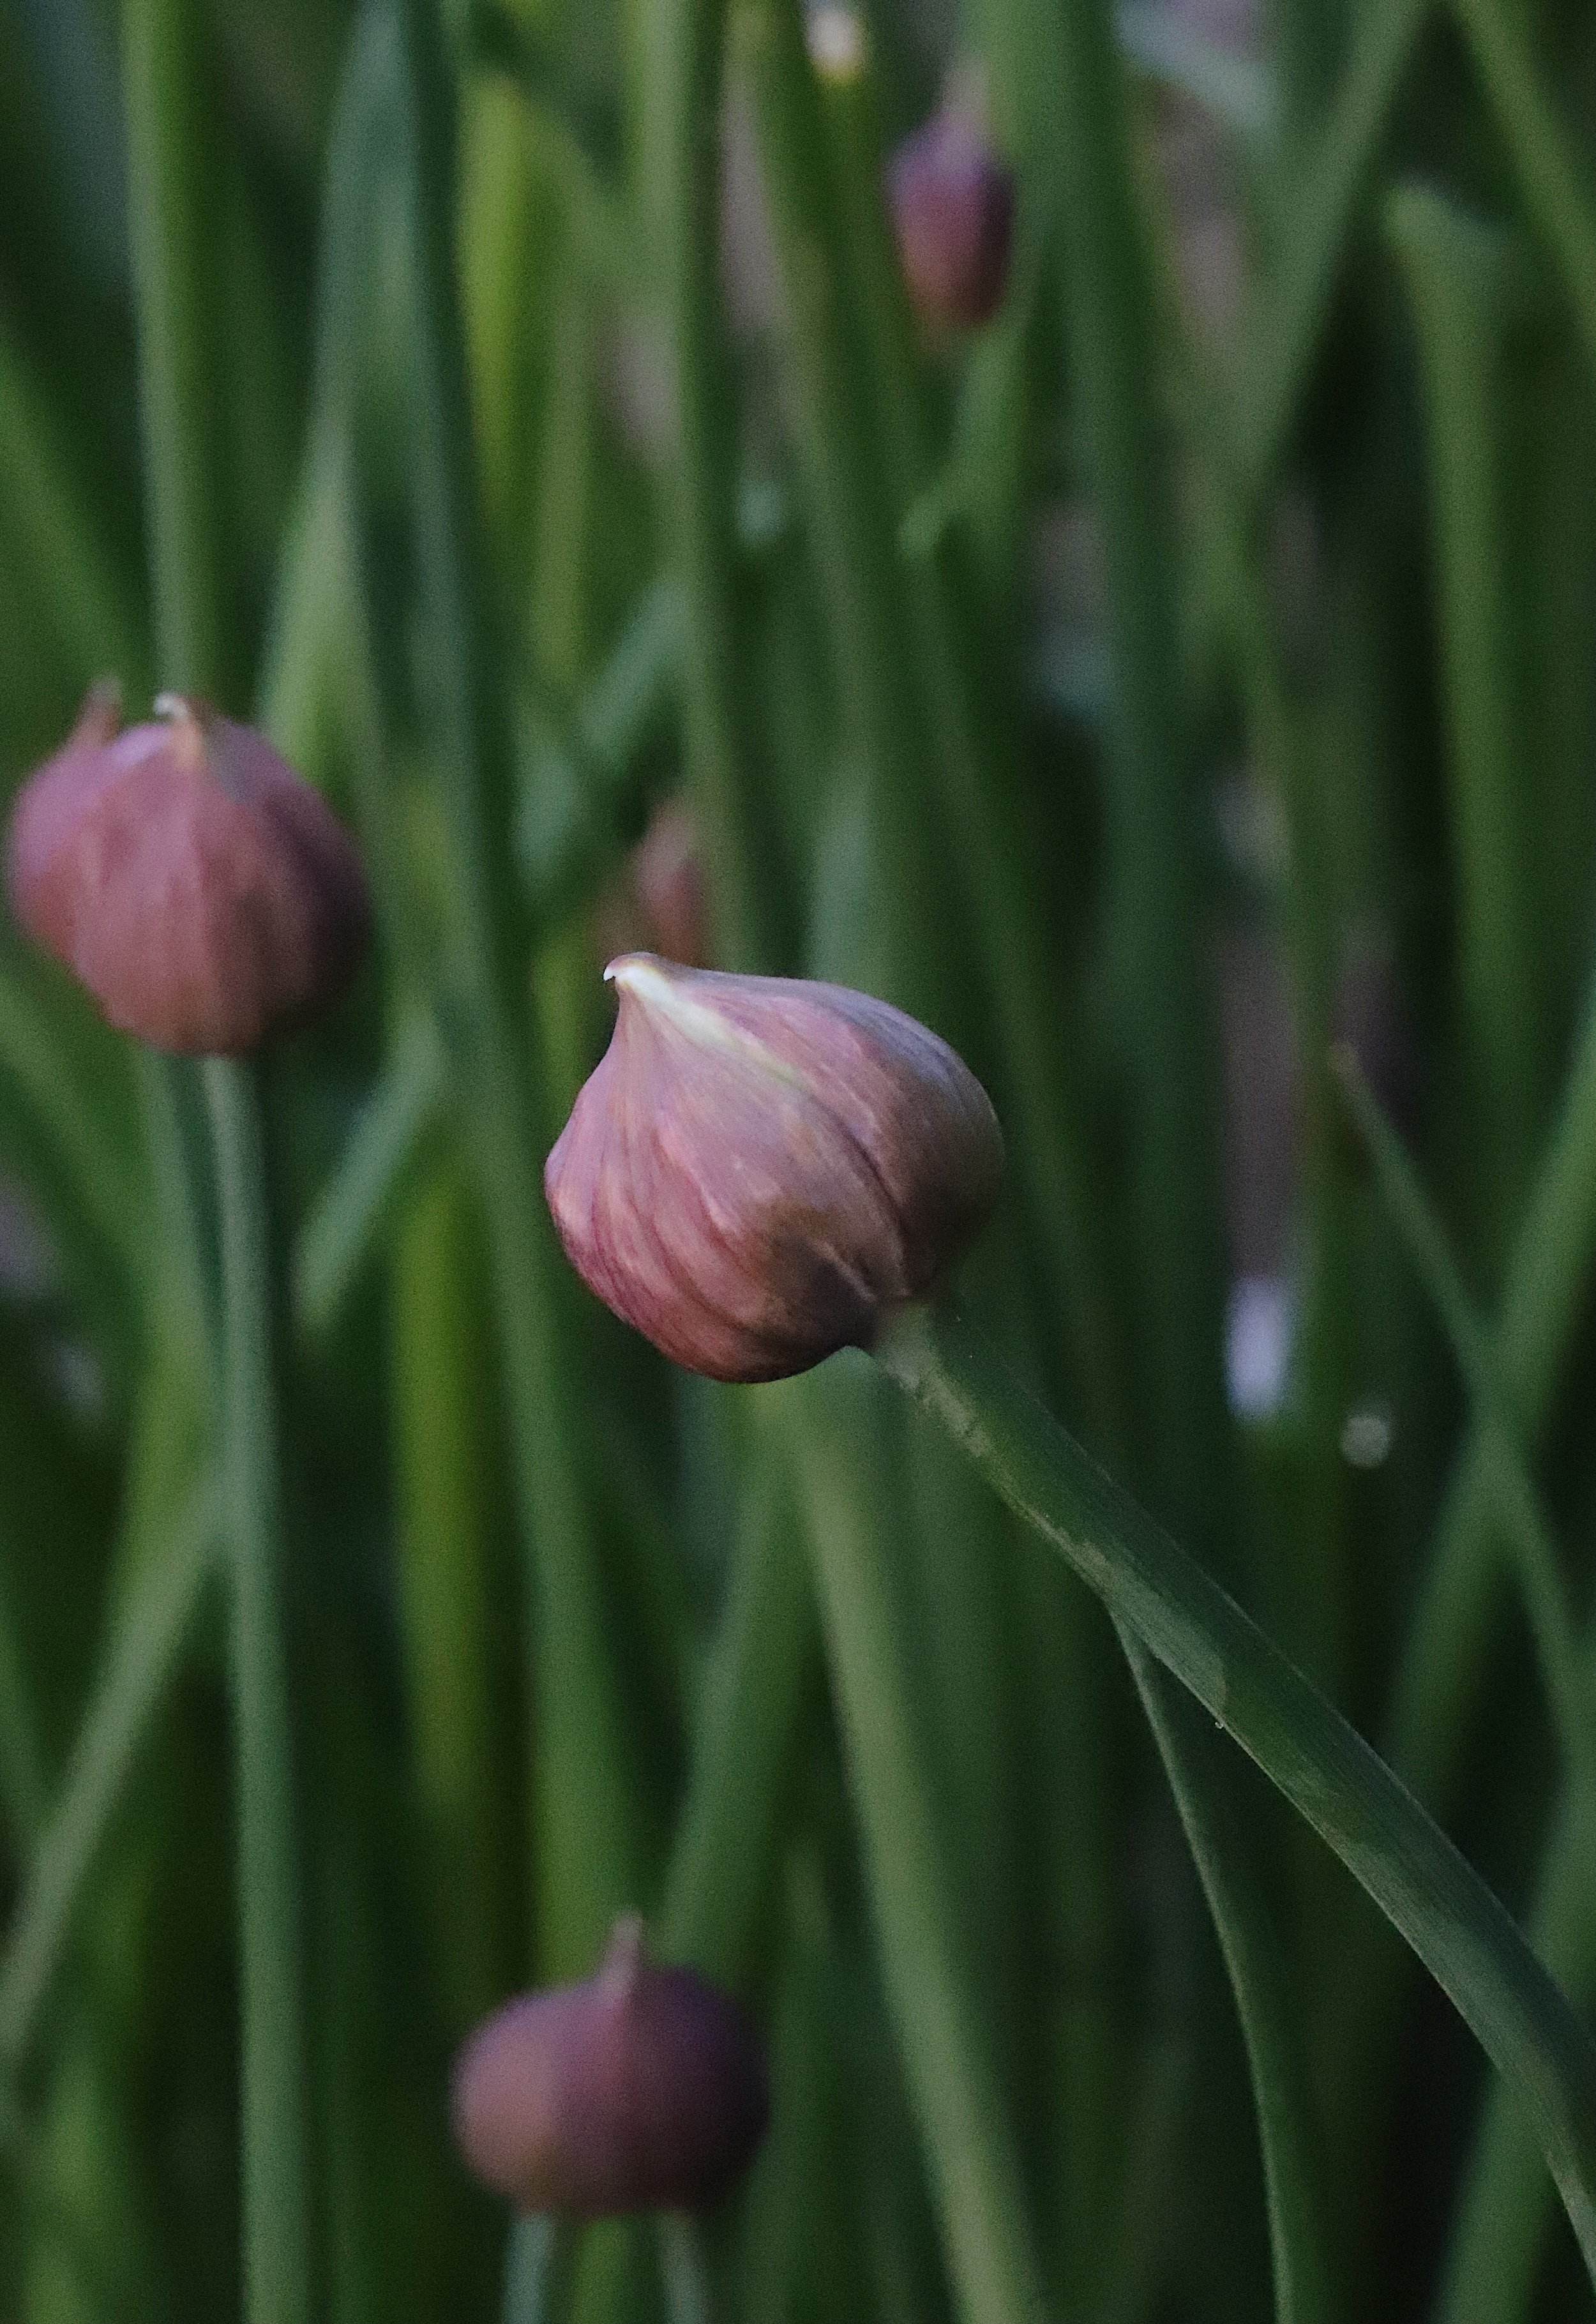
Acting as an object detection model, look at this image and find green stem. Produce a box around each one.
[121,0,226,700]
[777,1360,1046,2324]
[0,1475,217,2074]
[1389,959,1596,1800]
[1127,1642,1337,2324]
[390,0,640,1973]
[1436,1781,1596,2324]
[1232,0,1431,494]
[203,1057,311,2324]
[1034,0,1231,1553]
[1385,183,1544,1252]
[659,1469,816,1989]
[651,0,791,973]
[1337,1052,1593,1784]
[877,1302,1596,2282]
[742,0,950,1023]
[1450,0,1596,391]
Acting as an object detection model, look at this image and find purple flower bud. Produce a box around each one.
[451,1917,769,2215]
[888,110,1015,333]
[5,690,370,1055]
[545,954,1004,1382]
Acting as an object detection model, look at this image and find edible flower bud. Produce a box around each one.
[451,1916,769,2216]
[888,107,1016,333]
[5,690,370,1055]
[544,955,1004,1382]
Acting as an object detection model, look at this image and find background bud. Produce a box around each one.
[545,955,1004,1382]
[451,1917,769,2216]
[888,108,1016,333]
[5,692,370,1056]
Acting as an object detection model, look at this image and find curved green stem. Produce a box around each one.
[204,1057,311,2324]
[1128,1643,1337,2324]
[877,1302,1596,2284]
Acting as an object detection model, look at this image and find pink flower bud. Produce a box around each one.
[630,800,709,970]
[888,110,1015,333]
[545,955,1004,1382]
[5,690,370,1056]
[451,1917,769,2215]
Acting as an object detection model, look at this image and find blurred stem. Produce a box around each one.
[391,0,641,1974]
[1233,0,1431,494]
[0,322,144,687]
[0,1527,45,1855]
[1031,0,1231,1557]
[742,0,949,1023]
[652,0,792,972]
[391,1157,518,2030]
[1437,1781,1596,2324]
[0,1474,217,2076]
[1389,958,1596,1801]
[659,1468,817,1990]
[1385,185,1544,1256]
[121,0,227,701]
[777,1361,1047,2324]
[877,1301,1596,2282]
[657,2213,719,2324]
[1127,1643,1337,2324]
[1337,1053,1594,1786]
[293,1013,446,1343]
[1450,0,1596,388]
[203,1057,311,2324]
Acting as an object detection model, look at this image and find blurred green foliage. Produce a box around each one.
[8,0,1596,2318]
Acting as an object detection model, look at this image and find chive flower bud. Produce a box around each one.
[544,954,1004,1382]
[4,690,369,1055]
[451,1917,769,2216]
[887,109,1015,332]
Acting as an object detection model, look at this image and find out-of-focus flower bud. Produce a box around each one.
[631,800,709,970]
[5,690,370,1055]
[545,954,1004,1382]
[451,1916,769,2216]
[888,108,1015,333]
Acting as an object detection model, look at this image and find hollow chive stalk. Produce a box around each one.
[650,0,793,976]
[875,1301,1596,2285]
[388,0,641,1977]
[774,1360,1048,2324]
[204,1057,312,2324]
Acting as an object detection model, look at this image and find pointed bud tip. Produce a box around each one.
[546,961,1003,1382]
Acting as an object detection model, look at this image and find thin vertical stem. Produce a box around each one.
[651,0,792,973]
[390,0,640,1975]
[121,0,226,701]
[1031,0,1231,1555]
[203,1057,311,2324]
[778,1360,1047,2324]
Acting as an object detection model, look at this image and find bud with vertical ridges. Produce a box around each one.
[544,955,1004,1382]
[4,689,370,1055]
[888,107,1016,333]
[451,1916,770,2215]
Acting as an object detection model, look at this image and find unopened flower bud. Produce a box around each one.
[5,691,370,1055]
[631,800,709,970]
[545,955,1004,1382]
[888,109,1015,333]
[451,1916,769,2216]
